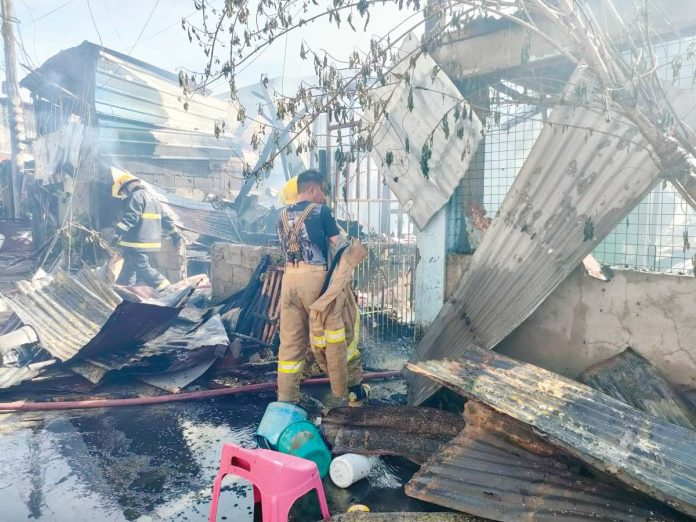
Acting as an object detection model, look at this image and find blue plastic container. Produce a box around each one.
[255,402,309,449]
[276,420,331,478]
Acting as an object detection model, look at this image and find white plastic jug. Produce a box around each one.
[329,454,372,488]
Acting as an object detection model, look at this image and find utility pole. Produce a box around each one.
[1,0,26,219]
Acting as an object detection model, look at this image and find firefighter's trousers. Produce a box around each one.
[277,263,362,403]
[117,248,168,288]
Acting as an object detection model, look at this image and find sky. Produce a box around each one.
[7,0,421,96]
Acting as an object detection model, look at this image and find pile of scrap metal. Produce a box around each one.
[0,256,284,396]
[322,61,696,520]
[320,350,696,521]
[399,347,696,521]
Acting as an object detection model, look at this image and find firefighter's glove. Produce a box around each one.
[111,234,122,247]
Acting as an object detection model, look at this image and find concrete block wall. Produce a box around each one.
[496,268,696,388]
[150,237,186,283]
[211,243,282,300]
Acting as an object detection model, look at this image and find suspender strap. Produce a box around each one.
[281,203,318,263]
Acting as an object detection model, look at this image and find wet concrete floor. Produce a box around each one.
[0,379,439,521]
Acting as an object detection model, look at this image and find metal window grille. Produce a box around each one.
[448,89,544,253]
[449,37,696,276]
[325,123,416,341]
[593,38,696,274]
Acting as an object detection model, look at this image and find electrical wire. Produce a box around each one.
[101,0,127,50]
[23,0,77,25]
[128,0,160,55]
[132,9,198,50]
[85,0,103,46]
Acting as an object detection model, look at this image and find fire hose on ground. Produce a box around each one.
[0,371,400,412]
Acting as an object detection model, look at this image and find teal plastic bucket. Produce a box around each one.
[276,420,331,478]
[255,402,308,450]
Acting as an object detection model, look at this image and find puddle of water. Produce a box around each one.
[0,382,436,521]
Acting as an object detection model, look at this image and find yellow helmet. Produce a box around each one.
[111,167,139,198]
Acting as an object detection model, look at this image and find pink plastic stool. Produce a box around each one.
[209,443,331,522]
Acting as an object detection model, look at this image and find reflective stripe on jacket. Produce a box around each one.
[309,238,367,360]
[115,186,164,251]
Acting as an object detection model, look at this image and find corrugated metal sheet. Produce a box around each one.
[146,182,242,243]
[94,47,246,163]
[0,312,22,335]
[406,346,696,518]
[579,348,696,430]
[406,70,696,406]
[407,401,682,521]
[21,42,249,166]
[5,270,119,361]
[79,314,228,379]
[370,33,484,230]
[322,406,464,465]
[138,357,217,393]
[4,269,187,362]
[682,388,696,416]
[0,360,55,390]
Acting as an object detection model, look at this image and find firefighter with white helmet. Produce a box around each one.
[111,168,181,291]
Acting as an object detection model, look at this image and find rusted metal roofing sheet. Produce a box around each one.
[370,33,484,230]
[322,406,464,465]
[4,270,187,362]
[579,348,696,430]
[406,346,696,518]
[407,401,683,521]
[405,70,696,406]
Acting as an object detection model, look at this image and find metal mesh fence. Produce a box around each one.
[448,91,544,253]
[448,37,696,276]
[327,127,416,341]
[592,38,696,274]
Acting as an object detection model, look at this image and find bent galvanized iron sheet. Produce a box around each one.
[322,406,464,465]
[5,270,188,362]
[579,348,696,430]
[407,401,685,521]
[406,347,696,518]
[405,70,696,406]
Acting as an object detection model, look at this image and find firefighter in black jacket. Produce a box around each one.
[111,169,180,290]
